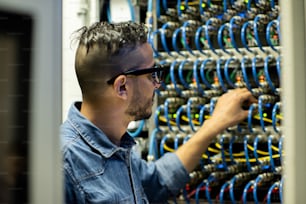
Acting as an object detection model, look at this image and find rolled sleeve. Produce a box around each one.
[155,152,190,195]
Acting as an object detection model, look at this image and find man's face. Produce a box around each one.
[124,43,159,121]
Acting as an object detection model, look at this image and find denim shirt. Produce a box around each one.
[61,102,190,204]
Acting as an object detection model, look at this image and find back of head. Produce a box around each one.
[74,21,148,101]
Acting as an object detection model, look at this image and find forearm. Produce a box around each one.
[175,118,227,173]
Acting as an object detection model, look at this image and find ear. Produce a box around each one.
[113,75,128,99]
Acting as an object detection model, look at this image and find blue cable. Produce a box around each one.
[177,0,182,18]
[148,128,160,160]
[270,0,275,9]
[229,16,243,54]
[276,56,281,86]
[160,134,170,156]
[224,57,238,88]
[216,58,227,92]
[161,22,175,57]
[264,55,276,93]
[229,176,237,204]
[195,181,206,204]
[253,175,262,204]
[272,102,281,133]
[127,119,145,137]
[183,134,191,144]
[209,97,218,116]
[176,105,188,133]
[279,177,284,203]
[267,181,279,204]
[219,181,230,204]
[254,15,267,53]
[278,136,283,165]
[193,59,204,94]
[172,27,187,57]
[258,96,267,132]
[241,21,256,54]
[164,99,175,132]
[156,0,160,18]
[253,135,261,164]
[178,60,191,89]
[199,104,208,125]
[266,20,280,52]
[187,99,199,132]
[247,103,257,133]
[195,26,209,56]
[162,0,168,12]
[229,135,236,164]
[205,18,218,55]
[247,0,253,10]
[220,135,228,170]
[217,23,232,55]
[241,56,253,93]
[149,30,162,58]
[251,56,262,87]
[200,58,214,89]
[205,176,214,204]
[268,135,276,172]
[244,135,252,171]
[174,134,180,150]
[154,105,163,132]
[170,60,182,94]
[182,21,197,56]
[242,180,255,204]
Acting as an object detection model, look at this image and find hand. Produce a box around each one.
[211,88,257,128]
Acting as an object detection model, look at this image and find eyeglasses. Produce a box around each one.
[107,64,165,84]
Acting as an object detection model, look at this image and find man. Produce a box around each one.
[61,21,256,203]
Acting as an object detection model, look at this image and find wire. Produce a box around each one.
[229,16,243,54]
[229,176,237,204]
[176,105,188,133]
[127,119,145,137]
[264,55,277,93]
[241,56,253,93]
[195,26,209,56]
[258,96,267,132]
[248,103,258,133]
[164,99,175,132]
[268,135,276,172]
[253,14,268,53]
[241,20,256,54]
[242,180,254,204]
[267,181,279,204]
[187,99,200,132]
[272,102,281,133]
[244,136,252,171]
[217,23,232,55]
[160,22,175,57]
[154,105,164,131]
[216,58,227,92]
[205,18,219,55]
[148,128,160,161]
[182,21,197,56]
[179,60,191,89]
[253,175,262,203]
[172,27,187,57]
[218,181,230,204]
[200,58,214,89]
[252,56,263,87]
[224,57,239,88]
[170,60,182,94]
[193,59,205,94]
[160,134,172,156]
[266,19,280,53]
[148,30,162,58]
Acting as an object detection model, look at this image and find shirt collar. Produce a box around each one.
[67,102,136,158]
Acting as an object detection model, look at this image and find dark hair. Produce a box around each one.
[74,21,148,100]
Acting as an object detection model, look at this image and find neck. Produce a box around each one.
[80,101,130,146]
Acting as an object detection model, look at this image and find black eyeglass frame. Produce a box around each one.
[107,64,165,84]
